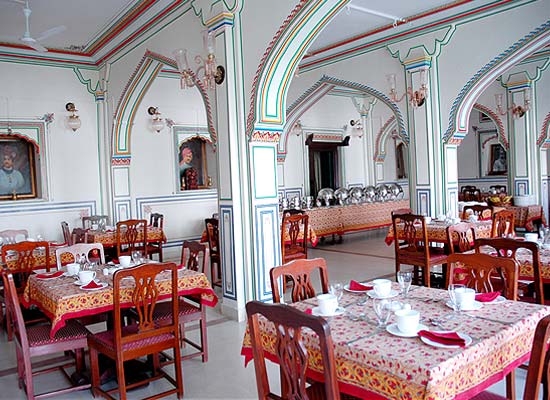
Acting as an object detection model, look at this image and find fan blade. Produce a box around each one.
[0,0,25,5]
[36,25,66,41]
[25,40,48,52]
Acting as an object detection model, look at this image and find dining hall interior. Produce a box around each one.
[1,0,550,399]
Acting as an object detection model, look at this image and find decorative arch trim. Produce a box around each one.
[246,0,349,137]
[112,50,217,163]
[472,103,508,149]
[374,116,397,162]
[538,112,550,148]
[279,75,408,159]
[444,20,550,144]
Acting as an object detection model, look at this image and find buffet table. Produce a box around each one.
[304,199,409,241]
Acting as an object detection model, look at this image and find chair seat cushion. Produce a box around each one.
[153,299,201,322]
[27,320,89,347]
[91,324,176,352]
[398,247,447,264]
[283,252,307,262]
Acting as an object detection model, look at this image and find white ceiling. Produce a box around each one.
[0,0,499,56]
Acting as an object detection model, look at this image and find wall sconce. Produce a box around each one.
[386,68,428,108]
[291,120,303,136]
[65,102,81,132]
[173,30,225,90]
[495,89,530,119]
[349,119,363,138]
[148,106,165,133]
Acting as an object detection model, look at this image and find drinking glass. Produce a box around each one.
[448,284,465,317]
[397,270,413,297]
[372,298,391,329]
[329,282,343,303]
[132,250,143,264]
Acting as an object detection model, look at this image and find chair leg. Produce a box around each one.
[89,347,100,397]
[6,305,13,341]
[23,347,34,400]
[15,345,24,389]
[200,309,208,362]
[506,370,516,400]
[395,261,401,280]
[423,266,431,288]
[173,345,184,400]
[158,245,163,262]
[116,356,127,400]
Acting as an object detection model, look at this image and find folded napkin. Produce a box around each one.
[475,292,500,302]
[36,270,64,279]
[305,308,313,315]
[81,280,102,289]
[418,330,466,347]
[349,280,373,291]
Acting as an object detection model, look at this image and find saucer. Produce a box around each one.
[445,300,483,311]
[367,289,399,299]
[482,295,507,304]
[311,306,345,317]
[420,331,473,348]
[80,282,108,291]
[74,279,99,286]
[386,323,428,338]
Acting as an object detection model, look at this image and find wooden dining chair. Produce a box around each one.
[205,218,221,287]
[60,221,72,246]
[392,213,448,287]
[471,314,550,400]
[474,237,544,305]
[55,242,106,269]
[81,215,109,229]
[281,213,309,264]
[1,241,51,341]
[116,219,148,258]
[147,213,164,262]
[282,209,304,216]
[446,252,519,300]
[463,188,482,202]
[391,207,412,217]
[491,209,515,238]
[462,204,493,220]
[3,271,90,400]
[71,228,88,244]
[0,229,28,244]
[246,300,341,400]
[150,241,208,362]
[87,262,184,400]
[446,222,477,254]
[490,185,507,194]
[269,258,329,303]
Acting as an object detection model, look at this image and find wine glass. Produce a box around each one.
[448,284,465,318]
[372,298,391,329]
[132,250,143,264]
[329,282,343,304]
[397,270,413,298]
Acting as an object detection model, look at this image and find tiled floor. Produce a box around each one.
[0,229,538,399]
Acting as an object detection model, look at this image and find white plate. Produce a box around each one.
[420,331,473,348]
[80,282,108,291]
[480,295,506,304]
[367,289,399,299]
[445,300,482,311]
[311,306,345,317]
[344,282,373,293]
[74,279,99,286]
[386,323,428,338]
[35,272,63,280]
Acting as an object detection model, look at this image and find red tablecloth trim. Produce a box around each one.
[25,286,218,338]
[343,222,392,234]
[241,346,530,400]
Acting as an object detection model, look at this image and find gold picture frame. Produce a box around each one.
[0,137,37,200]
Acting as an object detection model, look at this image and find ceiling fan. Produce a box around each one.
[0,0,66,52]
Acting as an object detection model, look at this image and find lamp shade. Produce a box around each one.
[151,117,165,133]
[67,115,81,131]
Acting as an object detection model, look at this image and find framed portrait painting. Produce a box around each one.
[488,143,507,175]
[178,137,208,190]
[0,137,37,200]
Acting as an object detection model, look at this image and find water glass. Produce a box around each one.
[372,298,391,329]
[448,284,466,316]
[132,250,143,264]
[329,282,343,303]
[397,270,413,297]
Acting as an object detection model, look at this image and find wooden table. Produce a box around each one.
[241,284,550,399]
[81,226,166,248]
[385,220,493,245]
[23,265,217,338]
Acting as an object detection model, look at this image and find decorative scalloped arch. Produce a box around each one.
[444,20,550,144]
[537,111,550,148]
[374,116,397,162]
[246,0,350,139]
[279,75,408,158]
[472,103,508,149]
[112,50,216,163]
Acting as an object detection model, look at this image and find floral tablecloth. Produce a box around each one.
[493,205,546,232]
[305,199,410,238]
[3,244,71,270]
[241,284,550,399]
[385,220,493,245]
[23,266,217,338]
[82,226,166,248]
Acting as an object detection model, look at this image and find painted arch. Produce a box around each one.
[537,111,550,148]
[112,50,217,164]
[444,20,550,144]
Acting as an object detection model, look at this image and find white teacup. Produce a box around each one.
[119,255,132,268]
[394,309,420,334]
[66,262,80,276]
[317,293,338,315]
[437,214,446,221]
[424,216,432,224]
[91,223,99,231]
[78,270,96,285]
[455,287,476,309]
[372,279,392,298]
[468,214,479,222]
[525,233,538,242]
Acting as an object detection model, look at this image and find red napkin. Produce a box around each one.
[418,330,466,347]
[81,280,102,289]
[475,292,500,302]
[305,308,313,315]
[349,280,373,291]
[36,271,64,279]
